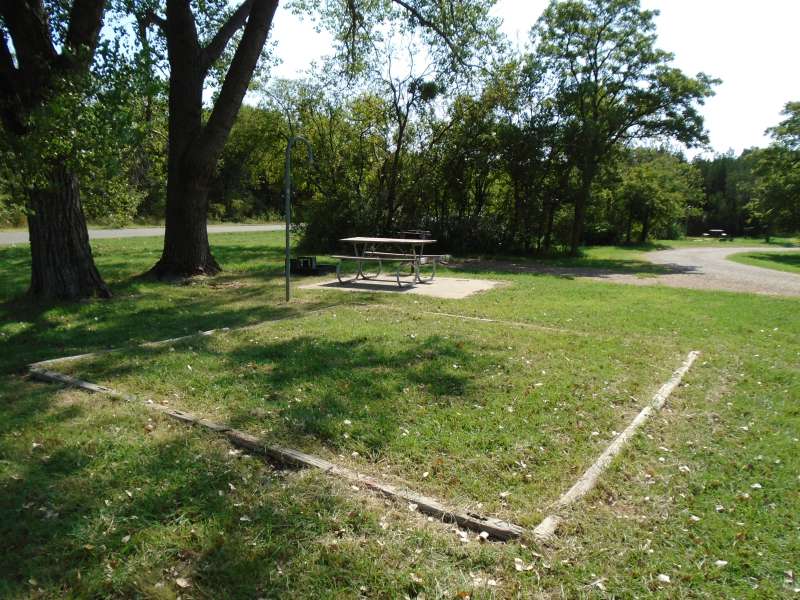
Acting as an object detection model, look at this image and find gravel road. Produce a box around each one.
[460,246,800,297]
[0,224,283,245]
[628,246,800,296]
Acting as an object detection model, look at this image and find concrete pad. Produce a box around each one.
[299,276,504,299]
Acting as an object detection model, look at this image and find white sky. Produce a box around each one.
[267,0,800,156]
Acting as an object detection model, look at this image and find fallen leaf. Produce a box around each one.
[514,557,534,572]
[175,577,191,588]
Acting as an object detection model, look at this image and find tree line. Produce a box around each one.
[1,0,797,300]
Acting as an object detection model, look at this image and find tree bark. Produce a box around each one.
[149,0,277,278]
[149,17,217,277]
[639,205,651,243]
[569,164,596,255]
[0,0,110,300]
[27,166,110,299]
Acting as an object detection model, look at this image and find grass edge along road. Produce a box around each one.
[1,232,798,598]
[728,250,800,275]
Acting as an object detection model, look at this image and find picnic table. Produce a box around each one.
[332,236,448,287]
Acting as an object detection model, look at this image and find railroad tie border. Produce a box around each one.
[28,367,524,541]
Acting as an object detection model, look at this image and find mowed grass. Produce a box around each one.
[56,304,681,523]
[729,250,800,275]
[1,232,799,598]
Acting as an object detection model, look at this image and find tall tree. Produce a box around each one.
[141,0,497,278]
[747,101,800,238]
[532,0,716,254]
[137,0,277,277]
[0,0,110,299]
[615,149,702,243]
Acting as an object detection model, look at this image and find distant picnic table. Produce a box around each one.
[332,236,448,287]
[702,229,735,241]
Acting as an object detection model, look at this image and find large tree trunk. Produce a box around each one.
[1,0,108,301]
[569,166,595,255]
[149,59,219,277]
[149,0,277,278]
[27,166,110,299]
[152,174,220,277]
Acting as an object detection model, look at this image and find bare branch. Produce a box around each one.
[195,0,277,168]
[389,0,463,65]
[201,0,255,70]
[141,8,167,31]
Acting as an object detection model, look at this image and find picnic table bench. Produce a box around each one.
[333,236,449,287]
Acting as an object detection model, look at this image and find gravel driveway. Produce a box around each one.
[458,246,800,297]
[626,246,800,296]
[0,223,283,246]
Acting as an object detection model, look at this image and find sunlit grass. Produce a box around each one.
[1,232,798,597]
[728,250,800,275]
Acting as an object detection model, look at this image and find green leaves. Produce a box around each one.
[291,0,500,79]
[766,101,800,151]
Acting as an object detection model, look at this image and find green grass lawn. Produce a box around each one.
[657,235,799,248]
[728,250,800,275]
[2,233,799,598]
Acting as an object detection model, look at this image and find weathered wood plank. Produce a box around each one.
[224,430,524,540]
[26,304,356,370]
[29,367,524,541]
[532,350,700,542]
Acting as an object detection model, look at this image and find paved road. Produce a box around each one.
[0,223,283,245]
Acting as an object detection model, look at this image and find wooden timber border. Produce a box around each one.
[532,350,700,542]
[28,367,524,541]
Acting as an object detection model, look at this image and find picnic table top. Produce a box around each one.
[340,237,437,244]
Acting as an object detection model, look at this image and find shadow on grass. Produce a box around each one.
[223,334,478,454]
[450,256,692,278]
[60,331,481,457]
[0,377,398,598]
[0,279,342,375]
[0,236,379,375]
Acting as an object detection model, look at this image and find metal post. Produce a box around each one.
[283,136,313,302]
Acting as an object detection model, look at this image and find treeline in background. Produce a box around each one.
[1,2,798,256]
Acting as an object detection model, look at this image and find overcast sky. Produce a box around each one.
[266,1,799,156]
